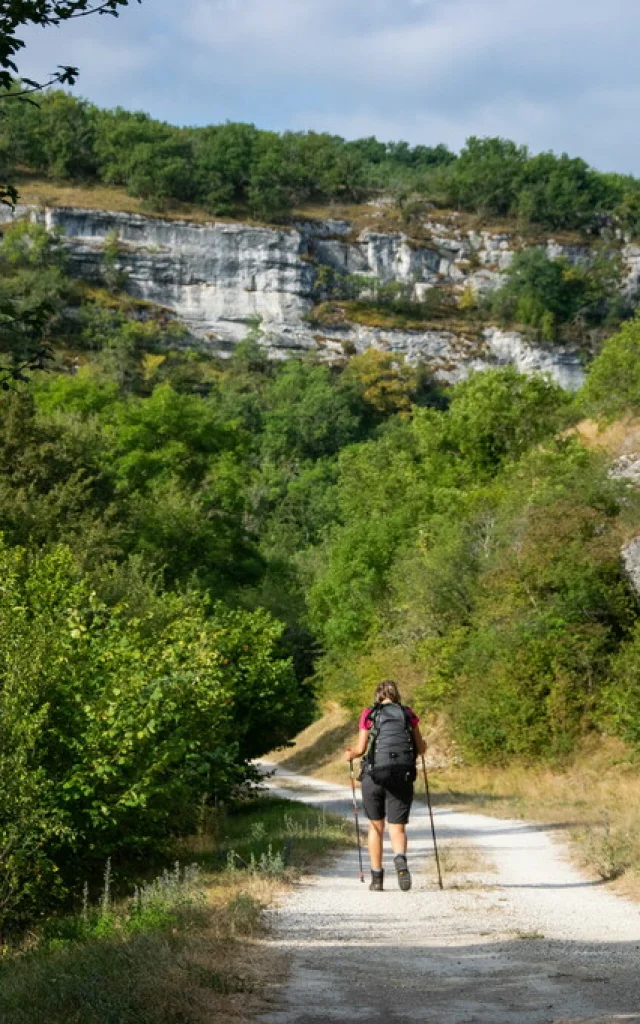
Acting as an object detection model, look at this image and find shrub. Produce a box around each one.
[413,443,634,760]
[445,366,571,474]
[486,248,624,338]
[581,313,640,418]
[0,540,300,930]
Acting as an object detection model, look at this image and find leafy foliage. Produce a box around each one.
[309,363,640,765]
[487,248,629,341]
[581,313,640,418]
[0,540,301,927]
[0,1,139,204]
[0,221,70,384]
[444,367,571,473]
[6,90,640,233]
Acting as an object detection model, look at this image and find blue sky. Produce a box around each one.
[17,0,640,173]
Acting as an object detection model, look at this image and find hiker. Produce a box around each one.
[345,680,426,892]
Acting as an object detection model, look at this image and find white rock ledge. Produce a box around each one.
[0,204,589,388]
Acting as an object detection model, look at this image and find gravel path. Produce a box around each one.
[257,762,640,1024]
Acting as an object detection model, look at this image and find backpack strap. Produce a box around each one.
[401,705,418,756]
[363,703,383,766]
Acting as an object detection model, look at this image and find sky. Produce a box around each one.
[16,0,640,174]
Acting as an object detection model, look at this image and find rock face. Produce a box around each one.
[622,537,640,598]
[608,455,640,599]
[0,202,612,388]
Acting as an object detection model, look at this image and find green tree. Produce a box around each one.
[261,362,363,463]
[27,91,97,179]
[0,221,70,385]
[445,366,571,474]
[193,122,258,214]
[0,538,301,929]
[488,248,626,339]
[488,248,580,338]
[444,136,528,216]
[581,313,640,418]
[94,107,168,186]
[426,444,633,760]
[307,420,445,651]
[0,1,138,203]
[517,152,615,230]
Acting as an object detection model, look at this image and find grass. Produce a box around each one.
[308,299,479,334]
[12,174,278,229]
[573,416,640,457]
[430,735,640,897]
[0,796,351,1024]
[433,841,495,891]
[78,283,172,314]
[437,842,492,878]
[267,701,352,783]
[293,200,588,246]
[13,175,588,247]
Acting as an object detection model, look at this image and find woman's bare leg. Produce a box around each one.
[388,823,407,856]
[368,819,385,870]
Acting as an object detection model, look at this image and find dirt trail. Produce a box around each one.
[257,762,640,1024]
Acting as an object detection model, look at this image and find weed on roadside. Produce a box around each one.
[579,815,635,881]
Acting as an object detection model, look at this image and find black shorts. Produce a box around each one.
[361,770,414,825]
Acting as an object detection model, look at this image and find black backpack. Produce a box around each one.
[363,703,417,785]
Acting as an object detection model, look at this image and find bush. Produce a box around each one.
[486,248,624,339]
[0,540,300,930]
[412,443,635,760]
[581,313,640,418]
[4,90,639,232]
[445,366,571,474]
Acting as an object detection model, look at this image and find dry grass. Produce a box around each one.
[293,201,413,237]
[269,701,352,784]
[293,201,587,246]
[13,175,264,228]
[12,178,588,247]
[437,842,492,876]
[433,734,640,897]
[433,840,496,891]
[573,416,640,457]
[308,299,478,334]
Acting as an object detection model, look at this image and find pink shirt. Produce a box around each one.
[359,705,420,731]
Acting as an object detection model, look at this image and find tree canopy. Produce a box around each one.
[6,89,640,235]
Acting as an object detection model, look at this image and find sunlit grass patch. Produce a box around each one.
[433,736,640,894]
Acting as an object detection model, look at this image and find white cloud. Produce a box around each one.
[14,0,640,172]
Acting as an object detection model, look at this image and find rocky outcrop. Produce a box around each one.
[0,203,604,387]
[622,537,640,598]
[610,453,640,486]
[607,454,640,598]
[263,323,585,390]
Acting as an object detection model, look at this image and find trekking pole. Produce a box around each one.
[348,759,365,883]
[421,753,444,890]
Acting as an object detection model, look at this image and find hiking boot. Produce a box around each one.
[394,854,411,892]
[369,869,384,891]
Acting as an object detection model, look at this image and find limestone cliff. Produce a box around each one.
[4,202,629,389]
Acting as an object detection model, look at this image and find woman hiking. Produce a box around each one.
[345,680,425,892]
